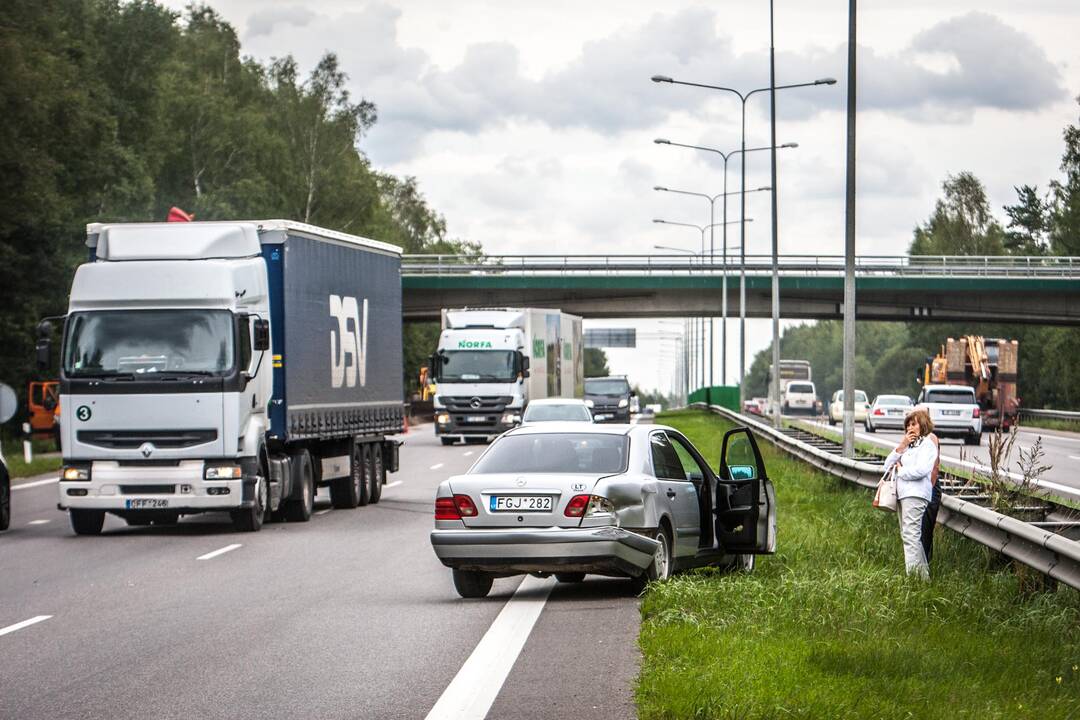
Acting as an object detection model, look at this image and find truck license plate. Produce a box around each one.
[490,495,553,512]
[126,498,169,509]
[465,415,487,423]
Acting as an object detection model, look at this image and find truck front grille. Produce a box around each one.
[77,430,217,449]
[441,396,514,413]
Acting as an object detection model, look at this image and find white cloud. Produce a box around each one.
[245,5,316,38]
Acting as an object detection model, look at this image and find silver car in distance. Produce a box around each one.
[430,422,777,598]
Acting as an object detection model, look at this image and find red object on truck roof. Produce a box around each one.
[167,207,194,222]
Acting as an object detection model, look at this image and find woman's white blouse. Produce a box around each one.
[883,438,936,502]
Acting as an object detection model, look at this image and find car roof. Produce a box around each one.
[505,421,649,437]
[526,398,588,406]
[923,384,974,392]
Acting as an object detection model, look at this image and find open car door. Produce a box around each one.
[714,427,776,554]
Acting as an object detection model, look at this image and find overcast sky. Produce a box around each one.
[166,0,1079,397]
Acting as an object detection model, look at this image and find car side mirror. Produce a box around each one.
[253,319,270,351]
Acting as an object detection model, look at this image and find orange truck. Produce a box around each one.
[28,381,60,441]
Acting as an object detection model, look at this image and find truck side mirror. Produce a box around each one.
[253,319,270,351]
[428,352,443,381]
[35,321,53,371]
[519,352,530,378]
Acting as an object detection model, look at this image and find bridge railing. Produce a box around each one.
[401,253,1079,278]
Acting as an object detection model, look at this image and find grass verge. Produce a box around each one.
[637,408,1080,720]
[4,452,62,479]
[1019,417,1080,434]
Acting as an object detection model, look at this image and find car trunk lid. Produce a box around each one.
[447,473,602,528]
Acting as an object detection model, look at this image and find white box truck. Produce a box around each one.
[430,308,583,444]
[39,220,405,535]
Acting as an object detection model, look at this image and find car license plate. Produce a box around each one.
[942,409,961,416]
[489,495,553,512]
[126,498,169,509]
[593,414,608,421]
[465,415,487,423]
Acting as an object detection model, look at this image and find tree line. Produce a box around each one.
[742,99,1080,410]
[0,0,474,404]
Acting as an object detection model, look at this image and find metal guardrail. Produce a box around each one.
[402,253,1080,279]
[1020,408,1080,421]
[702,404,1080,591]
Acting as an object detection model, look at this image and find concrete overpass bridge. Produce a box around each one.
[401,254,1080,325]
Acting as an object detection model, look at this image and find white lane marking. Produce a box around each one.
[1069,455,1080,461]
[384,480,402,489]
[27,519,50,526]
[196,544,242,561]
[430,463,445,470]
[12,477,58,491]
[315,509,332,516]
[0,615,52,637]
[424,575,556,720]
[463,451,474,457]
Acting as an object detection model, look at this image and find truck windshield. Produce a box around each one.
[585,379,629,396]
[439,350,516,382]
[472,433,628,474]
[925,389,976,404]
[64,310,235,377]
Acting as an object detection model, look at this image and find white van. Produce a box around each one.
[782,381,818,415]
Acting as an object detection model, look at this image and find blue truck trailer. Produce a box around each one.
[40,220,404,534]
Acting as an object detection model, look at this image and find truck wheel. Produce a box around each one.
[357,444,373,507]
[231,477,266,532]
[452,569,493,598]
[0,470,10,531]
[70,509,105,536]
[331,444,365,509]
[440,438,455,446]
[284,450,314,522]
[368,444,384,504]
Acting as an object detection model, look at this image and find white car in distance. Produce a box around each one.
[828,389,869,425]
[864,394,914,432]
[782,381,818,416]
[521,398,594,424]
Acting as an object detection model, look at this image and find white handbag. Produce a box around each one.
[873,467,898,512]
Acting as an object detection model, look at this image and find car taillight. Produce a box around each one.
[565,494,590,517]
[873,408,884,416]
[972,407,980,418]
[435,497,460,520]
[455,494,478,517]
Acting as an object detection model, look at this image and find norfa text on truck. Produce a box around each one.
[38,220,404,535]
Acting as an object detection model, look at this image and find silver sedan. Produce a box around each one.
[430,422,777,598]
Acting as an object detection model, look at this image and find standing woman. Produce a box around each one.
[883,408,936,579]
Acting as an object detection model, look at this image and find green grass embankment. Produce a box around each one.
[637,408,1080,720]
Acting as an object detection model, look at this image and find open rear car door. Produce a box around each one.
[714,427,776,554]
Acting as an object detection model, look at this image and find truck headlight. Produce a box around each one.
[501,412,521,425]
[205,464,242,480]
[62,465,91,481]
[584,399,594,408]
[618,399,629,408]
[436,413,450,425]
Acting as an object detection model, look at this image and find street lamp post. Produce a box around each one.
[651,74,835,418]
[653,141,791,386]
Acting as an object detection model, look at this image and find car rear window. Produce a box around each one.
[877,396,913,406]
[787,383,814,394]
[925,389,976,404]
[471,433,628,474]
[522,404,592,422]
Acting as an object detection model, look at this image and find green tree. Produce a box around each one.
[909,172,1006,256]
[1048,98,1080,256]
[584,348,610,377]
[1003,185,1050,255]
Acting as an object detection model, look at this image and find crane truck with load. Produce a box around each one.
[39,220,404,535]
[921,336,1018,432]
[430,308,583,444]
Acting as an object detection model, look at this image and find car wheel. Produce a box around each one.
[70,509,105,536]
[864,420,875,433]
[555,572,586,583]
[283,450,314,522]
[440,438,455,446]
[965,432,981,446]
[231,476,266,532]
[632,525,673,592]
[452,569,493,598]
[0,470,10,531]
[725,553,755,573]
[368,444,384,504]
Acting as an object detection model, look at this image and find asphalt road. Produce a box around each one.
[799,416,1080,498]
[0,427,641,720]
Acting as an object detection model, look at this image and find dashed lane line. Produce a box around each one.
[384,480,402,489]
[315,509,332,516]
[11,477,58,491]
[0,615,52,637]
[27,519,50,526]
[430,463,445,470]
[424,575,556,720]
[463,451,474,457]
[196,544,242,561]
